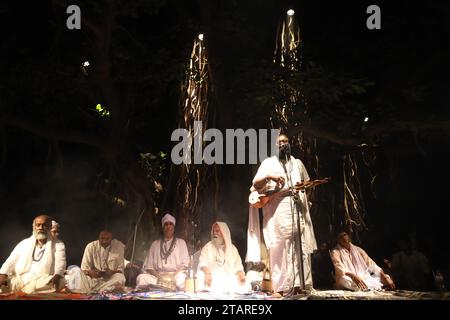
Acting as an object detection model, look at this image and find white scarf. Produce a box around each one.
[15,235,54,276]
[336,243,370,276]
[212,222,236,273]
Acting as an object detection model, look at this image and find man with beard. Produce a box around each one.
[0,215,67,294]
[65,230,126,294]
[197,222,250,293]
[246,133,317,297]
[136,213,189,291]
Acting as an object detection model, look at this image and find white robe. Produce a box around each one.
[246,155,317,293]
[330,243,383,291]
[136,237,189,290]
[197,222,251,294]
[66,239,125,294]
[0,235,66,294]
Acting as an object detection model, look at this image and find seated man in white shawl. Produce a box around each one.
[136,213,189,291]
[66,230,126,294]
[330,231,395,291]
[197,222,251,294]
[0,214,66,294]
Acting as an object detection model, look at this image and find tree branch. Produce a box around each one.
[1,114,103,148]
[289,120,450,146]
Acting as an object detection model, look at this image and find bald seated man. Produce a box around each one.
[0,214,67,294]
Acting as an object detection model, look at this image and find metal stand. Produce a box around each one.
[130,208,145,264]
[282,155,306,296]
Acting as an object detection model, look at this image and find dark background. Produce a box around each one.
[0,0,449,273]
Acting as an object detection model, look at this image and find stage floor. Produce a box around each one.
[1,288,449,300]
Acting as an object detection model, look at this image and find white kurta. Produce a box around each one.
[247,155,317,293]
[136,237,189,290]
[331,243,383,291]
[66,239,125,294]
[0,235,66,293]
[197,222,251,294]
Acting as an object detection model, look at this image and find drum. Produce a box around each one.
[156,272,177,291]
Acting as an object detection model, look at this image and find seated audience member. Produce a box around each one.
[391,238,433,291]
[136,213,189,291]
[0,215,66,294]
[330,231,395,291]
[312,242,334,289]
[197,222,251,294]
[65,230,125,294]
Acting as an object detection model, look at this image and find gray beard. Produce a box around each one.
[33,230,48,240]
[213,237,224,246]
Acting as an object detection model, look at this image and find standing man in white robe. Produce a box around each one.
[136,213,189,291]
[197,222,250,293]
[330,231,395,291]
[66,230,126,294]
[0,214,66,294]
[246,133,317,296]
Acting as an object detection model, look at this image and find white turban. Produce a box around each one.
[161,213,176,227]
[51,220,60,229]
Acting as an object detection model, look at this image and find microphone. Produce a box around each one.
[280,143,291,155]
[279,143,291,159]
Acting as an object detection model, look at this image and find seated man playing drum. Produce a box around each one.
[136,213,190,291]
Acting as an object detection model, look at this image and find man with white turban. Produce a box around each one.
[65,230,126,294]
[197,222,251,294]
[136,213,189,291]
[0,215,67,294]
[51,220,60,239]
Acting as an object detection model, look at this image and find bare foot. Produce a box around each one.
[271,291,283,298]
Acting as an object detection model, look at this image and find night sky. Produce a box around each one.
[1,0,449,273]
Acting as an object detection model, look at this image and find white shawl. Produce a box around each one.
[0,235,64,277]
[331,243,381,278]
[198,222,244,275]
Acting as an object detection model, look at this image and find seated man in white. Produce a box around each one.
[136,213,189,291]
[66,230,126,294]
[197,222,251,294]
[0,214,66,294]
[330,231,395,291]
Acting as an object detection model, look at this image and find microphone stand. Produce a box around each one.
[281,150,305,296]
[186,220,199,293]
[130,208,145,264]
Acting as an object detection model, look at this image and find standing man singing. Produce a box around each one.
[246,133,317,296]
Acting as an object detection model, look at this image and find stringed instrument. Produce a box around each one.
[248,177,330,209]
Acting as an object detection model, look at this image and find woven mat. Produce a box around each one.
[1,289,449,300]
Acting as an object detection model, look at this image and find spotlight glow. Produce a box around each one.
[82,61,90,67]
[364,117,369,122]
[198,34,204,41]
[287,9,295,16]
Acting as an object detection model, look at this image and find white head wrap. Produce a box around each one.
[161,213,176,227]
